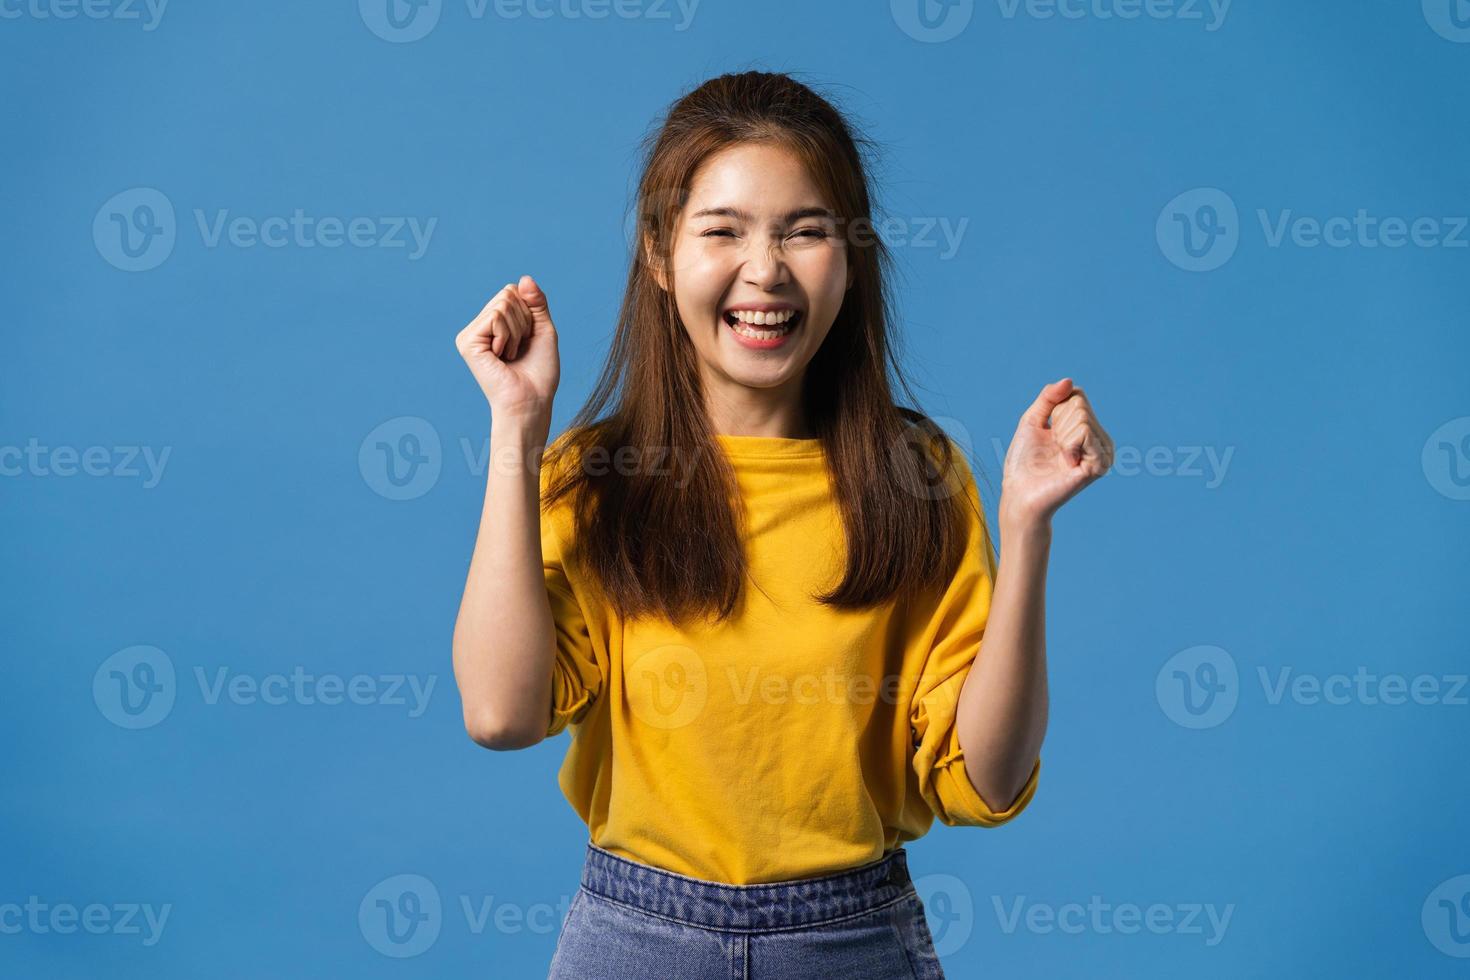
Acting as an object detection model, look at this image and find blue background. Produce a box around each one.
[3,0,1468,976]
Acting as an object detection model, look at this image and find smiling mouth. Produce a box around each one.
[722,309,803,339]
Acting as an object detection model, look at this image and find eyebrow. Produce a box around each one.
[689,205,837,223]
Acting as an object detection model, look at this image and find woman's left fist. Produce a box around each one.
[999,378,1115,527]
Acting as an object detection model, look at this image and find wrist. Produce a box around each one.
[489,412,552,482]
[998,506,1052,546]
[490,408,551,443]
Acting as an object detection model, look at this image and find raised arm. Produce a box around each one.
[451,275,562,750]
[956,378,1115,809]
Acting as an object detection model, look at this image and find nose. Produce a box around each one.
[740,241,789,292]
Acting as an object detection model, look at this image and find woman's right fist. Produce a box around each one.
[456,274,561,420]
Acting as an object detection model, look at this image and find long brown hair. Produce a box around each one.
[542,70,982,628]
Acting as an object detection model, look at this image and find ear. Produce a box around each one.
[644,232,668,292]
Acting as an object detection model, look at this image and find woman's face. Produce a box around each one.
[656,142,853,403]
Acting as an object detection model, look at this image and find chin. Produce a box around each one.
[720,364,797,389]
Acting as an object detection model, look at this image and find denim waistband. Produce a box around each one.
[577,841,915,933]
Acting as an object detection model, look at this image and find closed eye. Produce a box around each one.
[701,228,828,240]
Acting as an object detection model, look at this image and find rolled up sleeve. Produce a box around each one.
[541,458,604,738]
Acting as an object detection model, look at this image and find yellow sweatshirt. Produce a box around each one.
[539,430,1041,885]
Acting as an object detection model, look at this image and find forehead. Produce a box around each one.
[685,142,829,213]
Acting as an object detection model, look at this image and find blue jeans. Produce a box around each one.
[548,840,946,978]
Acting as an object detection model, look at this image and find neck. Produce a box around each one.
[702,373,812,439]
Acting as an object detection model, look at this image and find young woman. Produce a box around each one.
[452,71,1113,979]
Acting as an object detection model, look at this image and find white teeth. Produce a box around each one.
[726,321,787,340]
[729,309,796,326]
